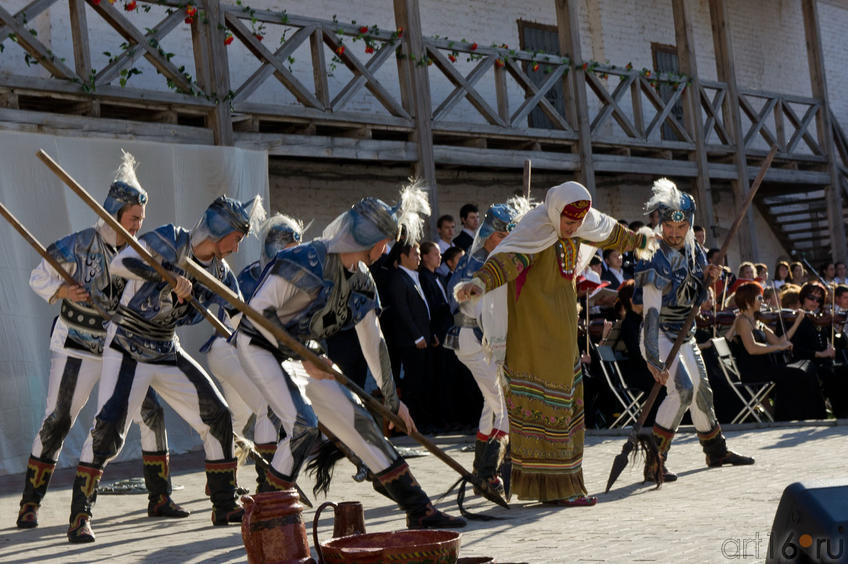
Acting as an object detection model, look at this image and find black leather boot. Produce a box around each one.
[375,459,466,529]
[643,424,677,483]
[206,458,243,526]
[16,455,56,528]
[472,435,507,498]
[254,442,277,493]
[699,426,755,467]
[67,463,102,543]
[143,450,190,518]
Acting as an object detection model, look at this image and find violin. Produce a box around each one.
[577,316,616,342]
[696,310,735,329]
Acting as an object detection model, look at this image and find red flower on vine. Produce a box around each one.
[495,58,505,68]
[186,6,198,16]
[224,33,234,45]
[644,70,652,78]
[448,54,457,63]
[185,16,194,24]
[470,42,478,50]
[336,45,345,56]
[581,62,588,71]
[92,0,101,4]
[396,27,403,37]
[359,26,369,34]
[124,0,137,10]
[365,45,374,54]
[532,63,540,72]
[254,33,264,42]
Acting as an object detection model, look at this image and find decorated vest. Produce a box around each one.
[239,240,380,358]
[47,227,124,356]
[633,240,708,338]
[111,224,238,363]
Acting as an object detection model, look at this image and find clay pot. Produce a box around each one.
[241,489,314,564]
[317,529,461,564]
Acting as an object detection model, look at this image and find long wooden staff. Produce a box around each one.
[605,145,777,493]
[36,150,230,339]
[523,159,532,199]
[182,257,508,509]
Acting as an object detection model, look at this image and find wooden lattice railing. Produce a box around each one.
[0,0,840,165]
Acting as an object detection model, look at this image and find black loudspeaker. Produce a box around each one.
[766,480,848,563]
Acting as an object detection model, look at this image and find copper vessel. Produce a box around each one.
[241,489,314,564]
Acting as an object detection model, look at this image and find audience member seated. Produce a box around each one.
[786,282,848,418]
[773,260,791,290]
[725,282,825,421]
[601,249,626,289]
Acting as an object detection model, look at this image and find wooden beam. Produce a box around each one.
[709,0,758,259]
[68,0,91,81]
[802,0,847,263]
[673,0,716,245]
[0,4,77,80]
[394,0,439,229]
[193,0,233,145]
[555,0,595,193]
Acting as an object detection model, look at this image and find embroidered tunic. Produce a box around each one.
[473,224,644,501]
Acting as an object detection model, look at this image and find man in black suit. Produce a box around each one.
[385,241,436,432]
[451,203,479,252]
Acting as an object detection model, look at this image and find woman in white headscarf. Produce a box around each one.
[456,181,653,506]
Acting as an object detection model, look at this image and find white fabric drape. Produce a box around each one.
[0,130,269,475]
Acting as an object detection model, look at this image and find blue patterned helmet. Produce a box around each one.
[104,150,148,217]
[469,196,532,255]
[260,213,305,265]
[645,178,696,225]
[322,181,430,253]
[191,195,265,246]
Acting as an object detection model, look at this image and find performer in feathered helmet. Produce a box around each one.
[18,151,186,530]
[65,192,264,543]
[235,180,466,529]
[634,178,754,485]
[455,181,655,507]
[445,196,531,500]
[203,212,306,491]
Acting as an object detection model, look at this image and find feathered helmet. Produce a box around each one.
[645,178,696,226]
[260,212,305,266]
[104,150,148,217]
[191,194,265,246]
[322,179,431,253]
[470,195,532,254]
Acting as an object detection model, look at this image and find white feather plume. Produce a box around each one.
[113,149,142,188]
[396,178,431,246]
[644,177,681,215]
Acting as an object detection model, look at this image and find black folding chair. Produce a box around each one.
[711,337,775,424]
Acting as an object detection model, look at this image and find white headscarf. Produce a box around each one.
[480,181,618,365]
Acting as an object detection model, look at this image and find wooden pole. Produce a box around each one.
[802,0,847,264]
[523,159,532,199]
[709,0,758,260]
[36,149,230,339]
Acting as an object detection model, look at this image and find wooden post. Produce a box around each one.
[68,0,99,117]
[394,0,439,234]
[192,0,233,146]
[709,0,757,259]
[672,0,715,246]
[555,0,595,196]
[802,0,847,263]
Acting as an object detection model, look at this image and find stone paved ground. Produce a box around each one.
[0,422,845,564]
